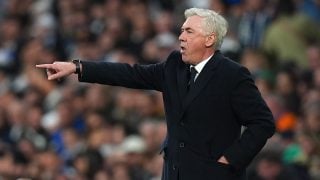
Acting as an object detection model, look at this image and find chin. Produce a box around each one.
[181,54,192,64]
[181,57,189,64]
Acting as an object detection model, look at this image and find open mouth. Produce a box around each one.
[180,46,186,53]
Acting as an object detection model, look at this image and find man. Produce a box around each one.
[37,8,275,180]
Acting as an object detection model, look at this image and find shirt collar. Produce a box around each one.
[191,54,214,74]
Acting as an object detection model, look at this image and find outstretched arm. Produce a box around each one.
[36,61,79,80]
[79,61,165,91]
[37,60,166,91]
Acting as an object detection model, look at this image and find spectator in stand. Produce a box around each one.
[275,65,301,114]
[248,150,304,180]
[263,0,320,68]
[238,0,271,48]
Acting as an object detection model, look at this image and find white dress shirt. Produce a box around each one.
[190,54,214,81]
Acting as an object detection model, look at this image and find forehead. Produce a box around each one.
[181,15,204,29]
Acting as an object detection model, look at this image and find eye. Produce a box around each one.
[180,28,193,34]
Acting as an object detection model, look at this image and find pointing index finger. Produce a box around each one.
[36,64,54,69]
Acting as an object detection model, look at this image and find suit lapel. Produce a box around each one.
[181,51,223,115]
[177,61,189,105]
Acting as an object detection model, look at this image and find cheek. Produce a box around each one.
[187,38,203,50]
[190,37,200,44]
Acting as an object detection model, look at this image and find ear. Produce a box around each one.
[205,33,215,47]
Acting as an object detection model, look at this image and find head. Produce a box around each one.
[256,151,283,179]
[303,100,320,133]
[179,8,228,65]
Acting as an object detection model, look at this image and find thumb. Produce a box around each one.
[48,71,64,80]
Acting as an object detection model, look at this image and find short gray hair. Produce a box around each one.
[185,8,228,49]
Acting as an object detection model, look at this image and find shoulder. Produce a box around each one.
[164,50,183,67]
[218,54,244,73]
[218,54,252,81]
[167,50,181,61]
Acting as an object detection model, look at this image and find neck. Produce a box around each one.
[194,50,215,65]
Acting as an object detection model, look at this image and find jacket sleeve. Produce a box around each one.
[223,66,275,170]
[79,61,165,92]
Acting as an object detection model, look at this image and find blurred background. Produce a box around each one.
[0,0,319,179]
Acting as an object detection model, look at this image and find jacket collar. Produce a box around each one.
[177,50,223,116]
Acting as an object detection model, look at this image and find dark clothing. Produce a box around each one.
[79,51,275,180]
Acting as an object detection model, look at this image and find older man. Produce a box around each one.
[37,8,275,180]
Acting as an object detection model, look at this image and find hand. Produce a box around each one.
[218,156,229,165]
[36,62,76,80]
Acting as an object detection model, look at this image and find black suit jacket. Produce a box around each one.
[79,50,275,180]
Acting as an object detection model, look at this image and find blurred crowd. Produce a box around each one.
[0,0,319,179]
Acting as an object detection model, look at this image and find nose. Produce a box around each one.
[179,31,185,42]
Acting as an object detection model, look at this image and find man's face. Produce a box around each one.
[179,16,209,65]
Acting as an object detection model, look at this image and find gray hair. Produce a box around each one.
[185,8,228,49]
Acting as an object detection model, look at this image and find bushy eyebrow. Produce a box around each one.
[181,27,194,32]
